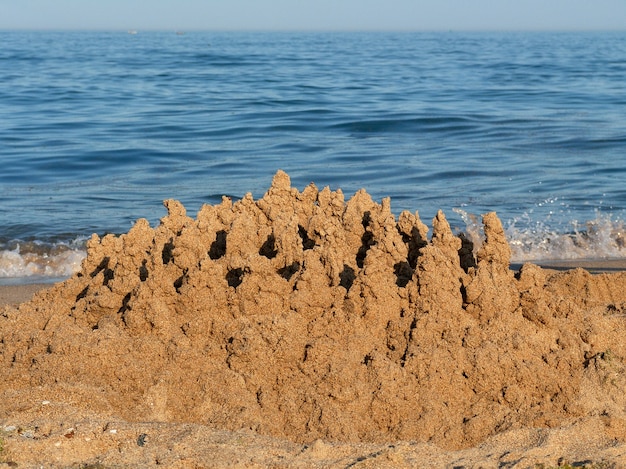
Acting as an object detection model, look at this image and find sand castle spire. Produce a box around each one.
[476,212,511,269]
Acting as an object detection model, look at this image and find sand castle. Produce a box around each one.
[2,171,626,465]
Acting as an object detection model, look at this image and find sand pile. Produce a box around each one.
[3,171,626,460]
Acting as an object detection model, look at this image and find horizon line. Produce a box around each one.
[1,27,625,33]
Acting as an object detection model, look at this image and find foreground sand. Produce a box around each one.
[2,274,626,467]
[3,171,626,467]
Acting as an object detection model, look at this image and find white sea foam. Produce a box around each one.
[454,208,626,263]
[0,239,86,282]
[506,213,626,262]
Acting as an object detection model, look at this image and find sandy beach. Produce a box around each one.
[3,172,626,467]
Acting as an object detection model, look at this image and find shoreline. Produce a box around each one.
[510,257,626,273]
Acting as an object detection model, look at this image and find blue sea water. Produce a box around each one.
[1,30,626,281]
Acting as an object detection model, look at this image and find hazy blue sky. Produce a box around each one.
[1,0,625,31]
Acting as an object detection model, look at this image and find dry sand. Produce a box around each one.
[2,171,626,468]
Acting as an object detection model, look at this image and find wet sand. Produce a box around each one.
[0,283,51,307]
[513,258,626,274]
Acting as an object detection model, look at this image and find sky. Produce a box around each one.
[1,0,625,32]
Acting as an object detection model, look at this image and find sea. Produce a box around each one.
[1,30,626,284]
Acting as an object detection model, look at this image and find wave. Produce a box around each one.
[455,208,626,262]
[0,238,87,284]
